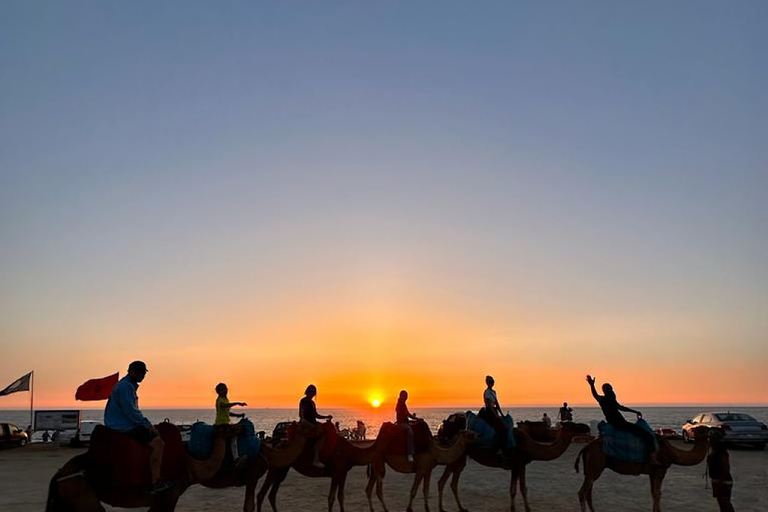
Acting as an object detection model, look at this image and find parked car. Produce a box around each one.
[70,420,101,447]
[682,412,768,449]
[0,422,29,448]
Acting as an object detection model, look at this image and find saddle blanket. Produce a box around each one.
[599,419,658,463]
[466,410,516,450]
[188,419,261,461]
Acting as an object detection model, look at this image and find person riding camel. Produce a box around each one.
[483,375,508,456]
[299,384,332,468]
[396,390,419,462]
[214,382,248,467]
[104,361,174,494]
[586,374,659,464]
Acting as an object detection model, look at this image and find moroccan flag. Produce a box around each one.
[0,371,32,396]
[75,372,119,401]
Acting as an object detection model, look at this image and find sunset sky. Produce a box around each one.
[1,1,766,410]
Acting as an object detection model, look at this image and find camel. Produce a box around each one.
[198,421,309,512]
[256,420,390,512]
[435,413,591,512]
[574,424,709,512]
[45,421,239,512]
[365,421,476,512]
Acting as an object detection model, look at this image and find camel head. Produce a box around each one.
[437,413,468,445]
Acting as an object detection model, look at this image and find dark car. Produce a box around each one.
[682,412,768,449]
[0,422,29,448]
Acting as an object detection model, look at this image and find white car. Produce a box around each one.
[71,420,101,447]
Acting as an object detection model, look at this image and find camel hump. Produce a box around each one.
[377,420,433,455]
[87,423,184,489]
[319,421,339,460]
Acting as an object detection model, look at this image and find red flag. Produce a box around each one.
[75,373,119,401]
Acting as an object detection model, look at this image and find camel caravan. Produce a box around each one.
[45,365,712,512]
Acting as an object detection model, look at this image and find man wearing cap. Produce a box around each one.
[104,361,173,494]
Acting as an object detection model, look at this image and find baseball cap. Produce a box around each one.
[128,360,149,373]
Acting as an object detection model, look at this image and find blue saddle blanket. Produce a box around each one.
[466,410,516,450]
[599,419,658,463]
[187,419,261,460]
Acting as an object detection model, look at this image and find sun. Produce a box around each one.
[370,398,382,408]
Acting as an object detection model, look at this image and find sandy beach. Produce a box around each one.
[2,441,766,512]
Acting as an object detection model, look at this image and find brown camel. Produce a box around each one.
[365,421,476,512]
[256,420,390,512]
[435,414,591,512]
[574,424,709,512]
[199,421,309,512]
[45,422,238,512]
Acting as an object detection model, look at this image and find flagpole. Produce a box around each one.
[30,371,34,430]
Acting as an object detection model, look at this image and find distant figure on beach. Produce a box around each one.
[542,413,552,428]
[215,382,247,467]
[335,421,341,432]
[559,402,573,422]
[42,430,50,443]
[104,360,173,494]
[51,430,59,443]
[299,384,333,468]
[356,420,366,440]
[482,375,508,455]
[396,390,419,462]
[586,374,659,464]
[708,428,735,512]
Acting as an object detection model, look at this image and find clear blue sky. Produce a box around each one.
[1,1,766,407]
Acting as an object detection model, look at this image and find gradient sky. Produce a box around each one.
[1,1,766,410]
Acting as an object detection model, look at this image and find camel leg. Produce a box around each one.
[449,466,468,512]
[650,468,667,512]
[256,470,274,512]
[518,467,530,512]
[509,469,518,512]
[267,469,289,512]
[328,475,339,512]
[365,470,376,512]
[365,464,388,512]
[407,471,423,512]
[577,450,603,512]
[244,460,268,512]
[437,462,467,512]
[422,468,433,512]
[335,471,348,512]
[436,465,451,512]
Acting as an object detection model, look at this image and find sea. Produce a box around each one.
[3,406,767,439]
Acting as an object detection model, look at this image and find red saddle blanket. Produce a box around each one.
[87,423,185,488]
[380,421,432,455]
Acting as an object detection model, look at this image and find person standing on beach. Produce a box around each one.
[707,428,735,512]
[483,375,508,455]
[586,375,659,464]
[559,402,573,422]
[214,382,247,467]
[396,390,419,462]
[104,360,173,494]
[299,384,333,468]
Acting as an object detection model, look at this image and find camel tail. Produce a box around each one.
[574,445,587,474]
